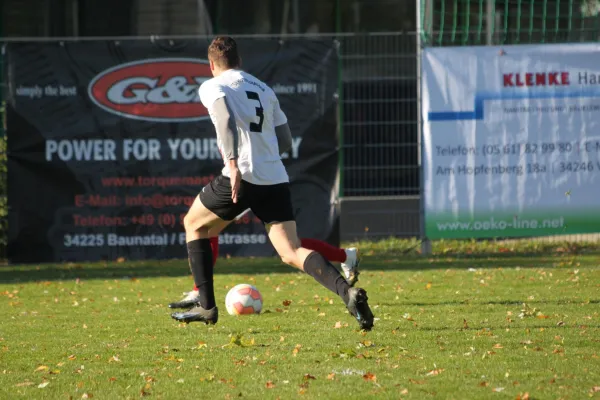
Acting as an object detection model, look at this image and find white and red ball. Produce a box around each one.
[225,284,263,316]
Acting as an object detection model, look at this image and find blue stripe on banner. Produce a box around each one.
[427,89,600,121]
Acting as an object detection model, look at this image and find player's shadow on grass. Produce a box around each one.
[415,324,600,332]
[381,299,600,307]
[0,257,297,283]
[362,252,600,271]
[0,252,598,283]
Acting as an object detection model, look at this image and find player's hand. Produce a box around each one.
[230,166,242,204]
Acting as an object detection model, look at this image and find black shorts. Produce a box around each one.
[199,175,295,224]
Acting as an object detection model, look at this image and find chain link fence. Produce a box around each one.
[339,33,418,198]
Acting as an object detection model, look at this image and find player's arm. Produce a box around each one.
[273,96,292,156]
[211,97,239,162]
[275,123,292,155]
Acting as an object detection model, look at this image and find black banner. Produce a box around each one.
[6,39,339,263]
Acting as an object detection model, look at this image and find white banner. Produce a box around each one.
[422,43,600,239]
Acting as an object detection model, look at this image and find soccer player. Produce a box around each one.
[170,36,374,330]
[168,233,361,309]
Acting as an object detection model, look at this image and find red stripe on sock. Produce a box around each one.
[301,238,346,263]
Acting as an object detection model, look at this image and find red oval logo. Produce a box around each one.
[88,58,212,122]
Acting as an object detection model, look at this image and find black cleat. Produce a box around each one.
[168,290,201,309]
[171,305,219,325]
[346,287,374,331]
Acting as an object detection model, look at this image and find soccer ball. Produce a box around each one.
[225,284,263,316]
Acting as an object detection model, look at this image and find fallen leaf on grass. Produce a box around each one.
[363,372,376,382]
[334,321,348,329]
[327,373,335,380]
[425,282,432,290]
[400,388,409,395]
[339,348,357,358]
[359,340,374,348]
[536,314,550,319]
[492,387,505,392]
[282,300,292,307]
[299,381,309,390]
[591,386,600,393]
[479,382,489,387]
[292,344,301,356]
[463,319,469,329]
[515,392,529,400]
[223,334,254,348]
[35,365,49,372]
[81,393,93,399]
[493,344,503,349]
[557,321,565,326]
[266,381,275,389]
[426,369,444,376]
[409,379,425,385]
[303,374,316,381]
[68,354,76,360]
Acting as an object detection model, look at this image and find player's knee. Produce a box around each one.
[279,252,299,267]
[183,213,197,232]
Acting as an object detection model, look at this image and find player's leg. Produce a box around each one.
[300,238,361,285]
[169,227,226,309]
[180,235,356,305]
[174,197,221,322]
[171,176,247,324]
[266,221,374,330]
[170,207,249,309]
[251,183,374,330]
[173,222,360,310]
[194,236,220,290]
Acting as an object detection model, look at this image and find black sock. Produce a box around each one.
[187,239,216,309]
[303,252,350,304]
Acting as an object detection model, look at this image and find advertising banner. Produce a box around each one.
[6,39,339,263]
[423,43,600,239]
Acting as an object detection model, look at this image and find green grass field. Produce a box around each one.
[1,240,599,399]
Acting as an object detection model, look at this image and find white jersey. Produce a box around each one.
[199,69,289,185]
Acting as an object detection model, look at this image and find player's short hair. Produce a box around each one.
[208,36,241,69]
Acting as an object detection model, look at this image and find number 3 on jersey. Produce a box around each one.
[246,91,264,133]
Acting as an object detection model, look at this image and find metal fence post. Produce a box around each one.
[417,0,432,255]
